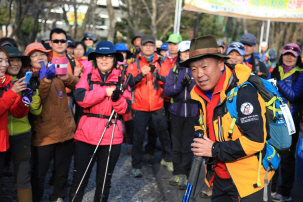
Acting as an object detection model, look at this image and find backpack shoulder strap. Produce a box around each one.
[172,64,179,84]
[67,54,76,73]
[226,81,253,139]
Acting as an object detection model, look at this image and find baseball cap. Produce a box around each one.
[227,42,245,56]
[25,42,51,56]
[141,34,155,45]
[167,33,182,44]
[160,43,168,50]
[67,37,75,47]
[282,43,301,57]
[178,40,191,52]
[261,41,268,47]
[240,33,257,46]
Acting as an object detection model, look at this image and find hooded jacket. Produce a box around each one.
[74,68,132,145]
[164,62,197,117]
[0,75,30,152]
[127,53,165,112]
[191,64,273,198]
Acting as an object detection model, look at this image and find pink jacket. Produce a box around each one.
[74,68,131,146]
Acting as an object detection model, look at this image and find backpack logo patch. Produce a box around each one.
[240,102,254,115]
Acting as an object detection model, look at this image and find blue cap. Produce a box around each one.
[240,33,256,46]
[116,43,132,59]
[67,37,75,47]
[88,41,123,62]
[160,43,168,50]
[82,32,97,43]
[226,42,245,56]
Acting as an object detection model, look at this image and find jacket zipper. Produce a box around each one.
[185,68,188,117]
[148,73,151,111]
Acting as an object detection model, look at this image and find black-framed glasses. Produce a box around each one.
[284,46,300,54]
[84,37,93,41]
[229,44,245,50]
[52,39,67,44]
[96,54,114,59]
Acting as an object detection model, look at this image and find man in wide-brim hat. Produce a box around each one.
[185,35,274,201]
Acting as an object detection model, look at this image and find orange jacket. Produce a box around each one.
[127,53,165,112]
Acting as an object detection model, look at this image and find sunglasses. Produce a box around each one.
[284,46,300,54]
[52,39,67,44]
[96,54,114,59]
[84,38,93,41]
[229,44,245,50]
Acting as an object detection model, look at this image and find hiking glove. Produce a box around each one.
[181,72,191,87]
[22,87,33,107]
[38,62,56,80]
[111,87,122,102]
[153,71,166,83]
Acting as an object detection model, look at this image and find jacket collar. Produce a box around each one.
[138,52,160,63]
[90,67,120,83]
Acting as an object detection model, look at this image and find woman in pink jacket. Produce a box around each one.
[69,41,132,202]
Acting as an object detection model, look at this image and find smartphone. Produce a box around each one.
[23,71,33,86]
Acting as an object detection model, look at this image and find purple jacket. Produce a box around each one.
[164,62,198,117]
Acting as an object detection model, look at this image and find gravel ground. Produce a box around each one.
[0,143,164,202]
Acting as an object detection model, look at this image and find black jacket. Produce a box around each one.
[248,55,269,79]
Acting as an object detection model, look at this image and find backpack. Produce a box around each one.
[226,74,291,151]
[226,73,283,200]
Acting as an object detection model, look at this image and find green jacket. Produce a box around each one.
[7,75,42,136]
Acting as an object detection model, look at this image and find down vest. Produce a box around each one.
[74,68,132,146]
[0,75,30,152]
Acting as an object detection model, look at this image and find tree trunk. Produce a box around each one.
[232,19,241,41]
[5,0,13,37]
[107,0,115,42]
[150,0,157,38]
[77,0,94,40]
[61,5,72,35]
[193,13,202,38]
[242,19,248,34]
[223,17,233,44]
[28,2,43,43]
[73,0,78,40]
[43,1,54,32]
[9,0,30,38]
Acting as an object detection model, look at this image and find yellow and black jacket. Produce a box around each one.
[190,64,274,198]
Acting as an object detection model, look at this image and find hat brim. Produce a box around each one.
[179,53,230,68]
[88,51,124,62]
[240,41,255,46]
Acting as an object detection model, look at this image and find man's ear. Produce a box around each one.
[219,58,225,71]
[252,45,256,51]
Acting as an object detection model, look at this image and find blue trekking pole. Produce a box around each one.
[183,131,204,202]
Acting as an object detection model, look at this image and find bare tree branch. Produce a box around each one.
[5,0,13,37]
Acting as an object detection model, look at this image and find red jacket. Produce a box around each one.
[127,53,165,111]
[161,56,177,102]
[74,68,131,146]
[0,75,30,152]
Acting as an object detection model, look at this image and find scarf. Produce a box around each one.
[282,64,296,73]
[142,53,154,63]
[118,60,127,66]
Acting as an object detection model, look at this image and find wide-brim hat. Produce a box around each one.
[179,35,229,67]
[25,42,51,57]
[88,41,123,62]
[4,46,31,67]
[116,43,133,59]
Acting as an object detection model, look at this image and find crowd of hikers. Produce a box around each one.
[0,27,303,202]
